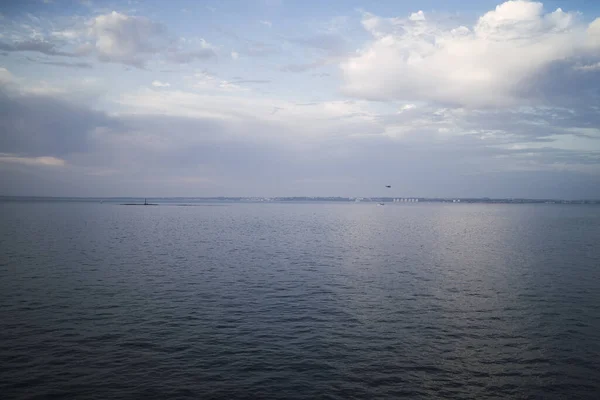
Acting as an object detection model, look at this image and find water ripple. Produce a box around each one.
[1,202,600,399]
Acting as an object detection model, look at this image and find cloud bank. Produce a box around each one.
[342,1,600,108]
[0,1,599,198]
[4,10,217,68]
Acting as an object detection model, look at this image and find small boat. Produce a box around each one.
[378,202,385,206]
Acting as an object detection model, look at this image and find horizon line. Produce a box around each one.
[1,195,599,202]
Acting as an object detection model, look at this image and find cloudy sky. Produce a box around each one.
[1,0,599,198]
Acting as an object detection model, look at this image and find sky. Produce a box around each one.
[1,0,600,199]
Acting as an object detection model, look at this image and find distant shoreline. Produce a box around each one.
[1,196,599,205]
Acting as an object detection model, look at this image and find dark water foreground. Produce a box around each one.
[1,201,599,399]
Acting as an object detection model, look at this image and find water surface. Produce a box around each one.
[1,201,599,399]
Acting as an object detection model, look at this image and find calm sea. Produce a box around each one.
[1,200,599,399]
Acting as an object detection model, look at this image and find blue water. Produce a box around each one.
[1,200,599,399]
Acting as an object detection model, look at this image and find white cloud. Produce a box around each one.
[0,154,66,167]
[409,11,425,21]
[0,67,14,85]
[341,1,600,108]
[166,37,216,63]
[84,11,169,67]
[589,17,600,47]
[13,76,106,104]
[575,62,600,71]
[191,71,247,92]
[51,30,80,40]
[152,80,170,87]
[231,51,239,60]
[44,11,216,67]
[260,20,272,28]
[115,87,381,143]
[20,81,68,96]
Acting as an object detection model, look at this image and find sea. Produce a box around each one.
[1,198,599,399]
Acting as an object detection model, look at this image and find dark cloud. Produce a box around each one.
[279,60,326,73]
[0,166,82,197]
[99,116,600,198]
[515,59,600,108]
[38,60,94,69]
[0,90,116,157]
[0,40,76,57]
[0,87,599,198]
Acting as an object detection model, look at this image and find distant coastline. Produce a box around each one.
[1,196,599,205]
